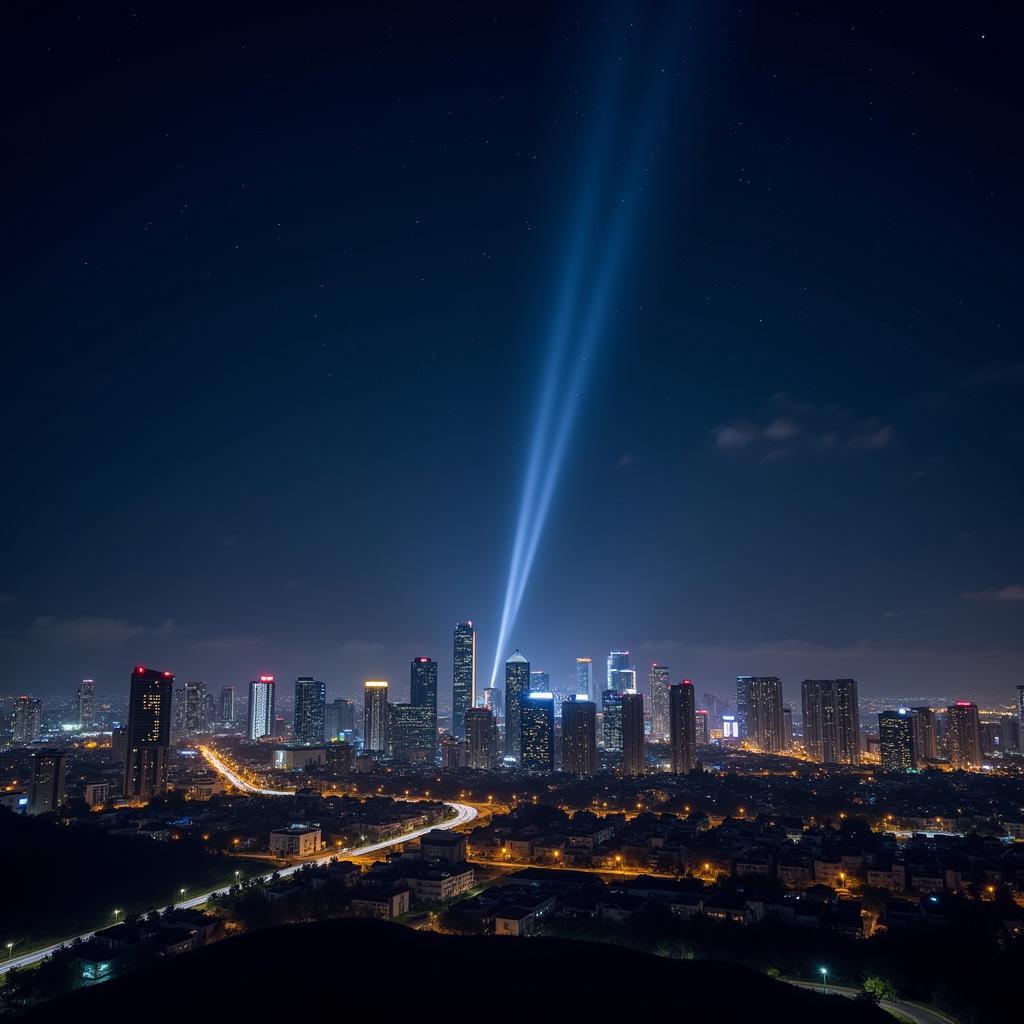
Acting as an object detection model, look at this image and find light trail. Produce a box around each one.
[1,750,477,977]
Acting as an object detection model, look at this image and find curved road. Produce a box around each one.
[788,980,955,1024]
[1,748,476,976]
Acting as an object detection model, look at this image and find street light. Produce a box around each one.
[6,942,13,962]
[179,888,186,902]
[819,967,828,994]
[112,908,122,923]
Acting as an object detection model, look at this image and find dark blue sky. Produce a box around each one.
[2,2,1022,704]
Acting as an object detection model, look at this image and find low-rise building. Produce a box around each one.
[269,824,322,858]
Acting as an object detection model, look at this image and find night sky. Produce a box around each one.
[3,2,1022,704]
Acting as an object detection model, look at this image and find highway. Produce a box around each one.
[1,748,477,976]
[788,980,955,1024]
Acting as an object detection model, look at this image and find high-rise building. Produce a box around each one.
[607,651,629,692]
[111,725,128,768]
[746,676,785,753]
[248,676,276,741]
[388,704,434,760]
[504,650,530,757]
[411,657,438,712]
[695,708,710,745]
[183,681,208,736]
[576,658,595,703]
[782,707,793,749]
[561,696,597,776]
[452,621,476,740]
[363,681,389,754]
[219,685,236,725]
[294,677,327,744]
[1017,684,1024,732]
[325,698,355,741]
[30,750,66,815]
[649,665,670,741]
[736,676,751,739]
[481,687,502,721]
[911,707,937,762]
[618,668,637,693]
[465,707,499,769]
[602,689,623,752]
[520,692,554,772]
[946,701,982,769]
[78,680,96,729]
[621,691,645,777]
[12,696,41,745]
[879,709,915,772]
[669,681,697,774]
[800,679,861,765]
[530,670,550,692]
[124,665,174,801]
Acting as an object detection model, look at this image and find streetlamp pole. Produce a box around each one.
[820,967,828,994]
[6,942,13,962]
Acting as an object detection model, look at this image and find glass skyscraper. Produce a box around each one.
[649,664,670,740]
[879,709,915,771]
[621,690,645,777]
[125,665,174,799]
[363,680,389,754]
[669,681,696,774]
[248,676,276,741]
[800,678,861,765]
[575,657,595,702]
[520,691,554,771]
[452,621,476,739]
[504,650,530,757]
[294,677,327,744]
[561,696,597,776]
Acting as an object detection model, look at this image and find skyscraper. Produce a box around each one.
[561,696,597,776]
[294,677,327,744]
[602,689,623,752]
[530,670,550,692]
[78,679,96,728]
[695,708,710,745]
[219,685,236,725]
[649,664,670,741]
[782,707,793,749]
[669,681,697,774]
[124,665,174,801]
[946,701,982,769]
[520,691,554,771]
[325,698,355,741]
[12,696,41,745]
[1017,684,1024,732]
[504,650,529,757]
[388,703,434,760]
[452,621,476,740]
[248,676,276,741]
[801,679,861,765]
[747,676,785,753]
[465,706,499,769]
[607,651,629,691]
[183,681,208,736]
[575,657,595,703]
[621,690,645,777]
[30,750,66,815]
[735,675,751,739]
[411,657,438,716]
[879,709,916,771]
[911,707,937,762]
[481,686,502,722]
[363,681,389,754]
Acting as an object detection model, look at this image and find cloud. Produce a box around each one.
[193,634,263,650]
[847,425,893,450]
[762,417,802,442]
[962,585,1024,602]
[616,453,640,469]
[712,422,759,450]
[30,615,178,645]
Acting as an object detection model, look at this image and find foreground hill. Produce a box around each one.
[25,917,888,1022]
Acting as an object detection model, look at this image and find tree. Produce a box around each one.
[862,975,897,1003]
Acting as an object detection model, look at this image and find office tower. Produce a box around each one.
[649,664,670,741]
[946,701,982,769]
[701,692,725,728]
[441,735,467,769]
[78,679,96,728]
[669,681,697,773]
[621,691,645,777]
[879,709,916,771]
[910,707,937,762]
[504,650,530,757]
[721,714,740,740]
[172,687,186,737]
[30,750,66,815]
[388,704,434,760]
[220,686,236,725]
[602,689,623,751]
[481,686,502,721]
[746,676,785,753]
[607,651,629,691]
[248,676,276,741]
[520,691,554,771]
[183,681,208,736]
[12,696,42,745]
[124,665,174,800]
[695,708,710,745]
[294,677,327,744]
[111,725,128,767]
[800,679,861,765]
[363,681,389,754]
[576,657,595,703]
[618,668,637,693]
[325,698,355,741]
[782,707,793,749]
[561,697,597,776]
[1017,684,1024,732]
[998,714,1020,754]
[465,707,499,769]
[411,657,438,713]
[452,621,476,740]
[736,676,751,739]
[530,670,550,692]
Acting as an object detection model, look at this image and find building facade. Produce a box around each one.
[504,650,530,758]
[124,665,174,800]
[800,678,861,765]
[294,677,327,744]
[669,681,697,774]
[561,696,597,776]
[248,676,276,741]
[452,621,476,739]
[621,690,645,777]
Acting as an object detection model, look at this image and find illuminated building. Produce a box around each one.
[946,701,982,769]
[183,681,208,736]
[111,725,127,767]
[520,691,554,771]
[736,675,751,739]
[481,686,502,722]
[11,696,41,745]
[602,689,623,751]
[465,706,499,768]
[607,650,629,691]
[879,709,915,771]
[78,679,96,728]
[504,650,530,757]
[722,714,739,740]
[441,735,467,768]
[800,678,861,765]
[452,621,476,739]
[363,681,389,754]
[746,676,785,753]
[621,690,645,776]
[294,677,327,744]
[388,703,435,760]
[576,657,595,703]
[530,670,550,692]
[269,824,321,858]
[561,696,597,776]
[695,708,710,745]
[669,681,696,773]
[124,665,174,800]
[649,664,670,741]
[1017,684,1024,732]
[782,707,793,749]
[219,685,236,725]
[411,657,438,749]
[911,707,937,762]
[30,750,66,815]
[325,698,355,741]
[248,676,276,741]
